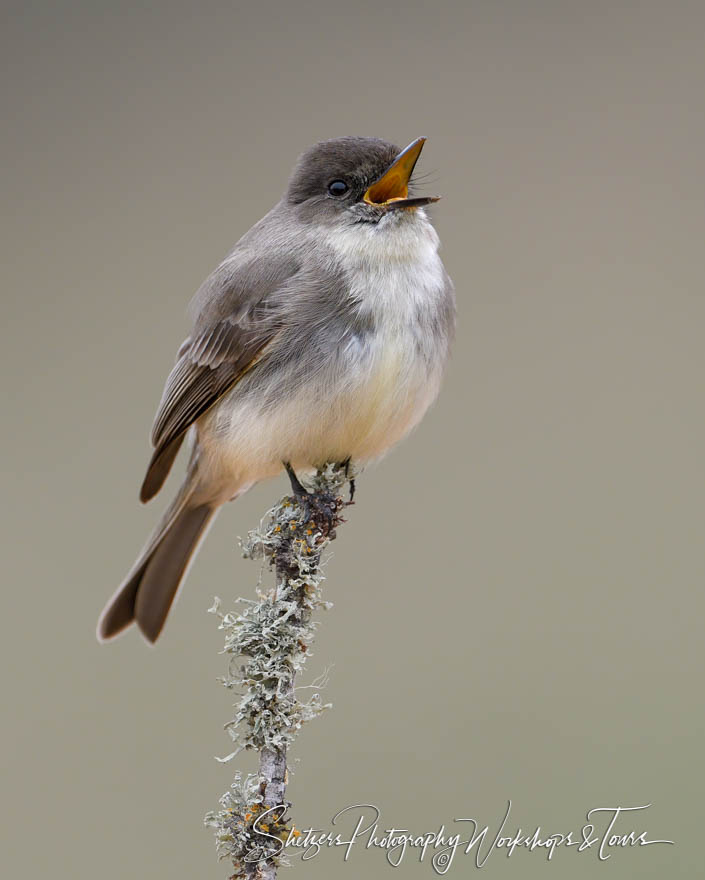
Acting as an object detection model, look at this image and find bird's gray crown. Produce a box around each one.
[286,136,400,205]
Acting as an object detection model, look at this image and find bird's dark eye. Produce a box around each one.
[327,179,349,197]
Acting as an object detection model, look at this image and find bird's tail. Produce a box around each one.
[97,482,218,643]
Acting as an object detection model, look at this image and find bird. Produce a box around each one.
[97,135,455,644]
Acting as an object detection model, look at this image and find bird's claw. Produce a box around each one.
[339,457,355,504]
[284,460,350,532]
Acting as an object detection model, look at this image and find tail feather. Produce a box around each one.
[134,504,215,641]
[98,490,217,643]
[140,435,185,503]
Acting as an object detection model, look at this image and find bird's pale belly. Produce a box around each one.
[196,330,441,493]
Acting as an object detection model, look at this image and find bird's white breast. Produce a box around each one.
[319,215,447,435]
[325,211,445,324]
[198,213,448,493]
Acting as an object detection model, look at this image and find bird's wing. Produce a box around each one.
[140,250,299,502]
[151,319,276,450]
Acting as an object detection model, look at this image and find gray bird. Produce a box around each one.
[97,136,455,643]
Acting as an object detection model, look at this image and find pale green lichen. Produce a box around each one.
[204,771,292,875]
[205,464,351,877]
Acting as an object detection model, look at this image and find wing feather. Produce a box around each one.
[139,248,299,502]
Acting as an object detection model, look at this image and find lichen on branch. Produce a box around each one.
[205,463,352,879]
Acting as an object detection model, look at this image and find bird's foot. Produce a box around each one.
[284,462,339,535]
[284,461,308,497]
[338,457,356,504]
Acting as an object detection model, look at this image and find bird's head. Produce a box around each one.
[285,136,439,227]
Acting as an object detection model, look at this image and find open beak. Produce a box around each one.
[363,137,440,209]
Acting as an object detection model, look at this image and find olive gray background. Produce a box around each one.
[2,1,703,877]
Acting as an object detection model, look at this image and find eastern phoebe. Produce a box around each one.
[98,136,455,643]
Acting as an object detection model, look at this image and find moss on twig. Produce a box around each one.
[205,463,352,878]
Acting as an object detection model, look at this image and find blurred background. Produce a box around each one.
[2,1,703,877]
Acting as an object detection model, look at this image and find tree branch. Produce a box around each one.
[205,463,351,879]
